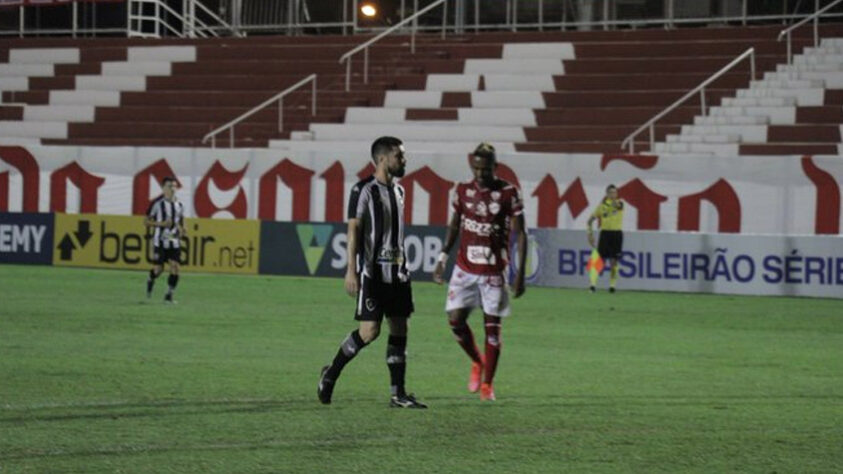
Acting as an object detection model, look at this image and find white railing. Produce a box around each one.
[5,1,843,38]
[202,74,317,149]
[339,0,448,91]
[778,0,843,65]
[128,0,190,38]
[188,0,242,37]
[621,48,756,154]
[127,0,241,39]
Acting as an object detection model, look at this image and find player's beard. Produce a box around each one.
[391,164,406,178]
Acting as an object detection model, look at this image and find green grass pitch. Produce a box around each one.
[1,264,841,473]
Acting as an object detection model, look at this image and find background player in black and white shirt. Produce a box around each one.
[145,177,186,303]
[317,136,426,409]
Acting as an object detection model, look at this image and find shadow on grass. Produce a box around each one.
[3,392,840,425]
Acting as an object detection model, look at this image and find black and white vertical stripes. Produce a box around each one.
[146,196,185,249]
[349,177,409,285]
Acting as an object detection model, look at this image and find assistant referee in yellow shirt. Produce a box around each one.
[586,184,625,293]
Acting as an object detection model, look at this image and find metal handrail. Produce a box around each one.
[9,6,843,39]
[127,0,242,39]
[191,0,243,37]
[778,0,843,65]
[202,74,317,149]
[179,4,219,38]
[128,0,210,38]
[621,48,756,154]
[339,0,448,91]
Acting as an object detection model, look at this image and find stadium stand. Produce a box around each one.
[1,24,841,153]
[657,36,843,155]
[0,44,198,144]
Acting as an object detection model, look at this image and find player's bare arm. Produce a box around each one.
[586,215,596,247]
[512,214,527,298]
[144,216,172,228]
[344,218,360,297]
[434,210,461,284]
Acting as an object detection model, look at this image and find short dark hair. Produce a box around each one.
[371,136,403,162]
[606,184,617,193]
[162,176,177,186]
[473,142,496,162]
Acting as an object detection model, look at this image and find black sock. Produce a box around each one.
[167,274,179,294]
[386,335,407,397]
[325,330,368,381]
[147,269,159,293]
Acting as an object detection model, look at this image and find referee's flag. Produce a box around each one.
[586,248,604,284]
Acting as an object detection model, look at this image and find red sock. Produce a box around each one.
[449,319,482,364]
[483,316,502,384]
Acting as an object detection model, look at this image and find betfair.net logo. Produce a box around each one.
[56,220,92,261]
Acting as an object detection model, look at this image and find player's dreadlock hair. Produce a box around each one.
[473,142,496,162]
[371,136,403,162]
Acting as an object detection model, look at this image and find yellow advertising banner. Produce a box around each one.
[53,213,260,274]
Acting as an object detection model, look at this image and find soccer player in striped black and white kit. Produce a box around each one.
[317,136,427,408]
[145,177,186,303]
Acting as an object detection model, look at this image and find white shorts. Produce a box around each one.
[445,268,511,317]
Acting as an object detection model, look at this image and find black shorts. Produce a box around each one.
[597,230,623,260]
[355,273,414,321]
[154,246,180,265]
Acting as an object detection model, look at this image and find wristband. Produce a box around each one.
[437,252,448,264]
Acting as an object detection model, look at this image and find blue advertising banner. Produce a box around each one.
[527,229,843,299]
[0,212,54,265]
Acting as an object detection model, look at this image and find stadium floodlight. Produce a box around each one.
[360,3,377,18]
